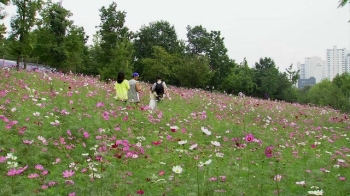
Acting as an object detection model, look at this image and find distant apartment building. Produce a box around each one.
[297,77,316,89]
[326,46,346,81]
[297,56,325,87]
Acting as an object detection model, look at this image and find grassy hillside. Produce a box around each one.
[0,69,349,196]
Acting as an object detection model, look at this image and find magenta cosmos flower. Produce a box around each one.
[265,146,274,158]
[245,133,254,142]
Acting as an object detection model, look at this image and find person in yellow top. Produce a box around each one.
[114,71,130,101]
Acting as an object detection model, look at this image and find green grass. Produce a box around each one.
[0,69,349,196]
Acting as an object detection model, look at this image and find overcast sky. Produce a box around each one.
[2,0,350,71]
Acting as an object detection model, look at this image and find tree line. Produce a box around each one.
[0,1,349,112]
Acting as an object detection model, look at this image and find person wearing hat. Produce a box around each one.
[128,72,142,104]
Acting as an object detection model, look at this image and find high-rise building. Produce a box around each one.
[297,63,306,79]
[297,56,325,84]
[326,46,346,81]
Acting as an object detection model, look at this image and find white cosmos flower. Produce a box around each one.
[337,159,345,163]
[198,162,204,167]
[11,108,16,112]
[296,181,305,185]
[189,143,198,150]
[211,141,221,147]
[170,126,179,130]
[308,190,323,195]
[216,152,224,158]
[178,140,187,145]
[204,159,212,165]
[201,127,211,135]
[172,165,183,174]
[33,112,40,116]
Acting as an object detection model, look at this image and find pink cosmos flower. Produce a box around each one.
[136,190,144,195]
[245,133,254,142]
[220,176,226,182]
[83,131,89,138]
[65,180,75,185]
[96,102,104,108]
[265,146,274,158]
[41,170,49,176]
[35,164,44,170]
[62,170,75,178]
[28,173,40,178]
[339,176,346,181]
[68,192,76,196]
[16,165,28,175]
[158,170,165,176]
[0,156,7,162]
[48,181,57,187]
[7,169,17,176]
[22,140,33,145]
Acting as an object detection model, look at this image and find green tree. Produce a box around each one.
[332,72,350,100]
[97,2,133,80]
[173,55,213,88]
[222,59,254,95]
[33,2,73,71]
[64,25,89,73]
[186,26,232,87]
[82,33,103,75]
[98,2,131,64]
[253,57,279,98]
[9,0,42,70]
[98,38,134,81]
[186,25,211,55]
[0,0,10,57]
[141,46,175,82]
[307,80,350,112]
[134,20,184,74]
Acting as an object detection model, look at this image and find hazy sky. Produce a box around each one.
[2,0,350,71]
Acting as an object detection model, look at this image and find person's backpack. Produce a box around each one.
[154,81,164,97]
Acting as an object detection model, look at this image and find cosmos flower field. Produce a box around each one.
[0,68,349,196]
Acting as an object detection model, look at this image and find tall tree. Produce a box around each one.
[186,26,232,87]
[332,72,350,98]
[98,2,131,64]
[64,25,89,73]
[141,46,175,82]
[173,55,213,88]
[97,1,133,80]
[222,60,254,95]
[186,25,211,55]
[133,20,184,74]
[33,2,73,71]
[9,0,42,70]
[285,64,300,85]
[253,57,279,98]
[0,0,10,57]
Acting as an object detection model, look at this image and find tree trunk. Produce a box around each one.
[24,56,27,70]
[16,55,20,71]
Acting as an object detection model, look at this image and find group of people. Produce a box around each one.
[114,71,168,110]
